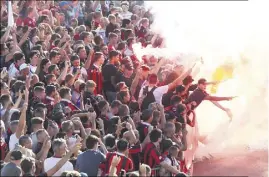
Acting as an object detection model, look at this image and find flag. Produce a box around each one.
[8,1,14,27]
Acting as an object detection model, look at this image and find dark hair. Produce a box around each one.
[86,135,99,149]
[109,50,120,59]
[76,46,85,54]
[116,82,125,92]
[116,139,129,152]
[129,100,140,115]
[171,95,181,105]
[59,87,71,98]
[31,44,42,52]
[93,52,103,63]
[33,107,45,118]
[122,19,131,28]
[94,35,103,46]
[31,117,44,125]
[131,14,138,21]
[12,80,25,93]
[33,86,45,93]
[51,33,61,41]
[160,138,173,153]
[48,64,57,74]
[149,129,162,143]
[104,134,116,148]
[19,135,31,146]
[40,58,50,70]
[97,100,109,111]
[118,104,129,117]
[116,91,129,103]
[117,41,126,51]
[13,52,25,63]
[127,37,135,47]
[37,15,49,25]
[108,32,118,40]
[141,109,153,122]
[80,31,91,41]
[29,50,40,59]
[21,157,35,174]
[0,94,11,107]
[46,85,56,96]
[90,129,101,138]
[45,74,56,84]
[49,50,60,60]
[111,100,122,108]
[70,54,80,62]
[124,29,133,41]
[10,111,21,121]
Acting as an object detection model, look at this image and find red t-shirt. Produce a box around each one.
[0,138,7,160]
[16,16,24,26]
[24,17,36,27]
[142,142,164,168]
[99,152,133,175]
[108,44,115,52]
[87,65,103,95]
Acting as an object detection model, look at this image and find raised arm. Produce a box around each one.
[57,60,69,84]
[205,95,235,101]
[0,26,11,43]
[130,68,141,97]
[15,89,29,139]
[150,58,166,75]
[46,143,82,176]
[84,50,94,70]
[168,65,194,91]
[18,27,31,47]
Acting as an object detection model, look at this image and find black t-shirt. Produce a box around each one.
[185,88,208,109]
[115,71,134,88]
[102,64,118,92]
[162,91,175,108]
[105,23,117,38]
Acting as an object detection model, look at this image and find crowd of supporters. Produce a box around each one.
[0,1,236,177]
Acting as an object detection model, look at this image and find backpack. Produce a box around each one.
[141,86,157,111]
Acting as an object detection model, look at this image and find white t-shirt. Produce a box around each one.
[29,65,37,74]
[160,156,180,176]
[139,85,169,104]
[9,133,19,151]
[121,11,133,20]
[8,63,19,78]
[44,157,74,176]
[95,28,107,44]
[124,48,133,57]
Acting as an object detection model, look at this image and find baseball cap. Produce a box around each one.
[198,78,208,85]
[10,150,24,160]
[19,63,29,71]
